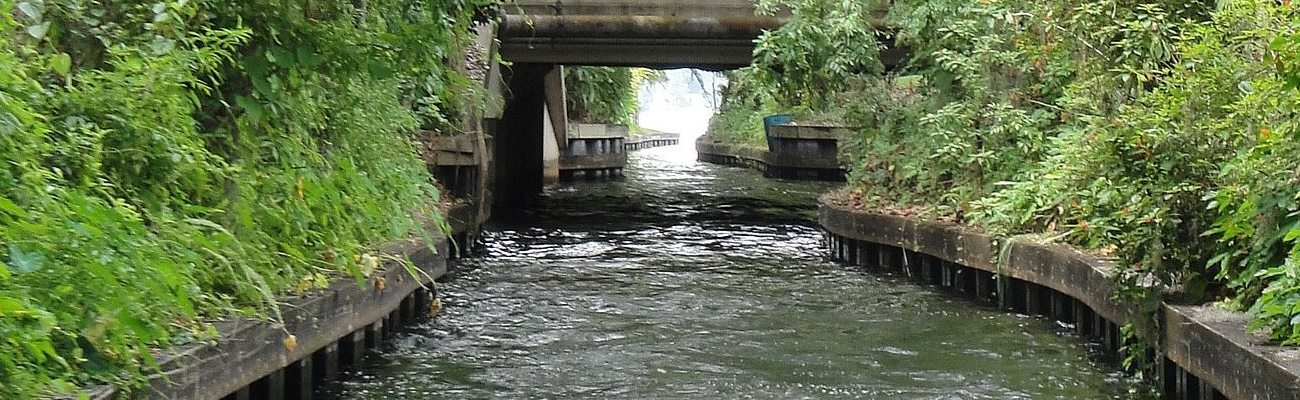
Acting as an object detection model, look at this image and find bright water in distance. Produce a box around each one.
[323,145,1134,399]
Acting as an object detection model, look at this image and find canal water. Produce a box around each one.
[323,145,1134,399]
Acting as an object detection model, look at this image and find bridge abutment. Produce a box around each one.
[493,63,553,216]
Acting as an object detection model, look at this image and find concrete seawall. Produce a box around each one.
[560,125,629,181]
[84,204,479,400]
[820,199,1300,400]
[696,137,844,181]
[624,136,679,151]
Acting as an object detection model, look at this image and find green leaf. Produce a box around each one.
[250,76,273,98]
[242,56,277,98]
[49,53,71,76]
[0,296,27,315]
[183,218,230,234]
[296,46,323,67]
[235,95,265,123]
[0,195,24,217]
[267,46,296,67]
[1285,226,1300,242]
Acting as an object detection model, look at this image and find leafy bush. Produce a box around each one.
[704,0,889,146]
[704,69,780,146]
[730,0,1300,346]
[1203,3,1300,342]
[0,0,492,396]
[753,0,885,111]
[565,67,659,126]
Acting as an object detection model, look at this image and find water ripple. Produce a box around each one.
[323,146,1134,399]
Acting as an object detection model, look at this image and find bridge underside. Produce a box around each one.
[499,15,778,70]
[499,41,755,70]
[499,0,780,70]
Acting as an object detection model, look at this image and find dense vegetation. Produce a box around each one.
[0,0,490,396]
[713,0,1300,359]
[564,66,659,126]
[707,0,886,146]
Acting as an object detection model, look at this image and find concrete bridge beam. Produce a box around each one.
[499,1,782,69]
[506,0,761,18]
[500,15,780,40]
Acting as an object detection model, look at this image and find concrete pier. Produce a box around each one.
[696,134,846,181]
[765,124,852,181]
[559,124,629,182]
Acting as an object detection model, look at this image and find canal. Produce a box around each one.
[321,144,1136,399]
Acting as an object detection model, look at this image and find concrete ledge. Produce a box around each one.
[82,204,477,400]
[500,15,781,40]
[421,132,480,167]
[559,153,627,171]
[819,198,1300,400]
[767,152,841,170]
[696,138,843,181]
[504,0,770,20]
[149,241,446,400]
[1165,306,1300,399]
[818,202,1134,325]
[624,138,678,151]
[695,140,770,173]
[766,125,848,173]
[696,140,767,162]
[624,130,679,151]
[570,123,630,139]
[767,124,855,140]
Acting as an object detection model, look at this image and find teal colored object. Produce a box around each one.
[763,114,792,136]
[763,114,792,150]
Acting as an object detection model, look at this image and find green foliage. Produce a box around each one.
[564,65,660,125]
[565,66,634,125]
[705,69,780,146]
[564,67,659,126]
[863,0,1300,342]
[705,0,889,146]
[753,0,886,110]
[1203,3,1300,341]
[728,0,1300,345]
[0,0,492,396]
[975,2,1279,317]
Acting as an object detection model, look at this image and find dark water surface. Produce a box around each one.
[323,144,1133,399]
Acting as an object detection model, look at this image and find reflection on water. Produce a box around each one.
[323,144,1133,399]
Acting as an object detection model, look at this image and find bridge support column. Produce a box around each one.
[545,66,569,149]
[542,66,567,184]
[493,63,552,216]
[542,103,561,183]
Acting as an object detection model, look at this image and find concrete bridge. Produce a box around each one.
[486,1,789,216]
[484,1,903,216]
[499,0,780,70]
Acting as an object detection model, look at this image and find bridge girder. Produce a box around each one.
[499,0,781,70]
